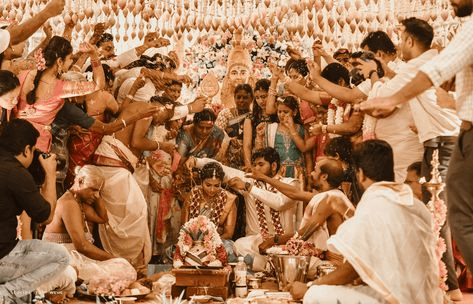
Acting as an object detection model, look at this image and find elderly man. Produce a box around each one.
[289,140,443,304]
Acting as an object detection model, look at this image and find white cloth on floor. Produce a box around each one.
[303,284,387,304]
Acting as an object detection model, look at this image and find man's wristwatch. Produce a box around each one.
[273,234,280,245]
[368,70,378,78]
[244,182,252,192]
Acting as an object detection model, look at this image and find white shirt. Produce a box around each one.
[420,17,473,123]
[406,50,461,142]
[368,69,424,182]
[195,158,300,236]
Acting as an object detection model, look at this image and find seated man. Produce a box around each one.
[249,157,354,264]
[289,140,443,304]
[0,119,70,303]
[43,165,115,261]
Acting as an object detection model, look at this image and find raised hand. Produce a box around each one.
[308,123,323,136]
[177,74,192,85]
[227,177,246,191]
[39,153,57,176]
[307,60,322,80]
[184,156,196,172]
[189,96,207,113]
[268,61,284,79]
[89,23,106,45]
[43,22,53,38]
[79,42,97,55]
[45,0,65,18]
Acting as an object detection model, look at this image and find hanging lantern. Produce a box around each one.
[127,1,135,12]
[85,7,94,18]
[118,0,126,10]
[64,14,72,25]
[78,11,85,21]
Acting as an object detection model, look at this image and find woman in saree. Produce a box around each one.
[182,162,237,242]
[64,64,118,186]
[256,95,316,179]
[242,79,278,172]
[15,36,105,153]
[215,83,253,170]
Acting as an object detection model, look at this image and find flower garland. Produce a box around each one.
[431,198,448,290]
[182,32,232,89]
[362,114,377,140]
[34,48,46,71]
[189,186,227,228]
[282,236,322,257]
[181,30,293,90]
[173,215,227,268]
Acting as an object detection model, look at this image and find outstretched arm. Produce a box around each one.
[308,60,367,103]
[247,170,314,203]
[8,0,65,45]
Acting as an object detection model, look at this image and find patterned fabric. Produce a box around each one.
[176,124,225,159]
[66,130,103,185]
[189,186,227,227]
[254,181,284,238]
[273,124,304,178]
[15,70,98,152]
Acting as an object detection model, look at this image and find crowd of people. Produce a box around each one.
[1,0,473,303]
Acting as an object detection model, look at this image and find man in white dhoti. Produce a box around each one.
[186,147,300,271]
[93,98,175,273]
[289,140,443,304]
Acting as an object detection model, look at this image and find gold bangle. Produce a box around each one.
[322,125,328,134]
[126,94,134,100]
[121,119,127,128]
[343,207,351,219]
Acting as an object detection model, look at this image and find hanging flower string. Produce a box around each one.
[34,48,46,71]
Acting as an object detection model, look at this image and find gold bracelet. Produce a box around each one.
[343,207,351,219]
[322,125,328,134]
[121,119,127,128]
[126,94,134,100]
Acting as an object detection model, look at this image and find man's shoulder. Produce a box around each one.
[0,153,32,185]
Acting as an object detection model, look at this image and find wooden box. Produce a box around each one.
[171,267,231,300]
[172,285,230,300]
[172,267,230,287]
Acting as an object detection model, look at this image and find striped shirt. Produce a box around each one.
[420,17,473,123]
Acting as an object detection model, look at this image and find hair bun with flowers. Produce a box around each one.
[34,48,46,71]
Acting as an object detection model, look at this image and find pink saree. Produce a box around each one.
[15,70,98,152]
